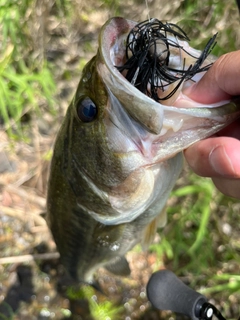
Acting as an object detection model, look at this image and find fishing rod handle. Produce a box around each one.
[147,269,208,320]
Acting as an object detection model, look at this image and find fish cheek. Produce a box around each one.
[72,120,128,187]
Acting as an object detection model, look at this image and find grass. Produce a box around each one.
[67,285,124,320]
[0,0,56,136]
[175,0,239,54]
[150,177,217,274]
[0,302,13,320]
[153,171,240,314]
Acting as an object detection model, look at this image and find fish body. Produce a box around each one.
[47,17,240,282]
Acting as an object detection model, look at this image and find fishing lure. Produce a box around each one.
[117,19,217,102]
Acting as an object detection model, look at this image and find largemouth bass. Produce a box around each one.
[47,17,240,283]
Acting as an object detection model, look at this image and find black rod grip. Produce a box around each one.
[147,270,207,320]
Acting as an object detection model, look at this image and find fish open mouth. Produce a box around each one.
[97,17,240,159]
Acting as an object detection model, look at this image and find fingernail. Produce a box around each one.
[209,145,235,176]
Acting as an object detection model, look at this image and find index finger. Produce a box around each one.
[185,50,240,104]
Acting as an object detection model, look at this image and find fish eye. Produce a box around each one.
[76,97,97,122]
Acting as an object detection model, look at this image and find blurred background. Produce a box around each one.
[0,0,240,319]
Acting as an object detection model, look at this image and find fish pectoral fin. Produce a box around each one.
[104,256,131,276]
[142,207,167,250]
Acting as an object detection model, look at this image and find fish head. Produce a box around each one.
[64,53,142,189]
[62,17,240,225]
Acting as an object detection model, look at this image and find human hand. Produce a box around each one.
[184,51,240,199]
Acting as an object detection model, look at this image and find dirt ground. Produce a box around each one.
[0,1,240,319]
